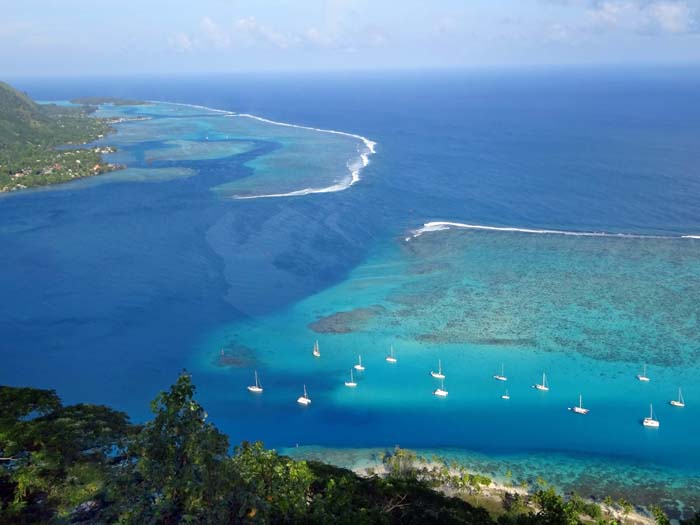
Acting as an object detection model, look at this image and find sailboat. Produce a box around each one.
[297,384,311,405]
[501,389,510,400]
[642,404,659,427]
[534,372,549,391]
[246,370,263,393]
[637,364,650,382]
[569,394,589,415]
[312,340,321,358]
[345,368,358,388]
[385,346,397,364]
[430,359,445,379]
[493,363,507,382]
[670,387,685,408]
[354,355,365,371]
[433,378,448,397]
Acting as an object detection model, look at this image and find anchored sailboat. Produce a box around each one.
[345,368,358,388]
[247,370,263,393]
[569,394,589,415]
[312,340,321,358]
[642,403,659,427]
[670,387,685,408]
[385,346,397,364]
[637,364,650,382]
[433,379,448,397]
[354,355,365,371]
[430,359,445,379]
[534,372,549,391]
[493,363,507,382]
[501,389,510,400]
[297,384,311,405]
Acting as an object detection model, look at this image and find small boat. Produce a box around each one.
[637,364,650,382]
[642,403,659,427]
[670,387,685,408]
[569,394,589,415]
[385,346,397,364]
[501,389,510,400]
[433,379,448,397]
[493,363,507,382]
[247,370,263,393]
[297,384,311,405]
[430,359,445,380]
[312,340,321,358]
[354,355,365,371]
[345,368,357,388]
[534,372,549,391]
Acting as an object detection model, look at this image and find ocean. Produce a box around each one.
[2,67,700,512]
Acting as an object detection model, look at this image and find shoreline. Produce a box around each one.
[281,445,700,521]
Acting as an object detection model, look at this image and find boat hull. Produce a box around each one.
[493,375,507,382]
[430,372,445,379]
[433,389,448,397]
[642,418,659,427]
[297,397,311,405]
[247,386,263,393]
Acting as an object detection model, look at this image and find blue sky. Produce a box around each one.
[2,0,700,76]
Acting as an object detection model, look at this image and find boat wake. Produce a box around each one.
[406,221,700,241]
[144,101,376,200]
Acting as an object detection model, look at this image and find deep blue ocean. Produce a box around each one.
[3,67,700,508]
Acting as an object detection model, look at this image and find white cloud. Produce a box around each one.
[168,32,193,53]
[562,0,699,34]
[234,16,289,49]
[200,16,231,48]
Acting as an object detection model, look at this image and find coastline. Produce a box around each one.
[282,444,696,522]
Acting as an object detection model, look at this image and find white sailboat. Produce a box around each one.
[501,389,510,400]
[493,363,507,382]
[345,368,357,388]
[670,387,685,408]
[430,359,445,379]
[433,379,448,397]
[246,370,263,393]
[569,394,589,415]
[385,345,397,364]
[637,364,650,382]
[534,372,549,391]
[354,355,365,371]
[312,340,321,358]
[297,384,311,405]
[642,403,659,427]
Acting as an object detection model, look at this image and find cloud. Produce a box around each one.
[234,16,290,49]
[549,0,699,35]
[588,1,697,34]
[200,16,231,48]
[168,32,193,53]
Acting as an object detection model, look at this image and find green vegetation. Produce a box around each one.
[1,373,692,524]
[0,81,122,192]
[69,96,148,106]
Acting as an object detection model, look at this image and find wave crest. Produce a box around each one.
[406,221,699,241]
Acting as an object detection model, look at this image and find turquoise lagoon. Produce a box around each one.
[193,227,700,509]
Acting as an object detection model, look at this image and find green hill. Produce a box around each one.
[0,81,51,146]
[0,81,121,192]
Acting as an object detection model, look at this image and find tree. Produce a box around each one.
[0,386,132,521]
[110,371,232,524]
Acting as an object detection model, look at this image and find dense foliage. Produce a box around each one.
[0,80,120,192]
[0,374,691,524]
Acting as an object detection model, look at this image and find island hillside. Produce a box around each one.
[0,81,124,192]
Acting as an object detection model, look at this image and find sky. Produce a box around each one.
[2,0,700,76]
